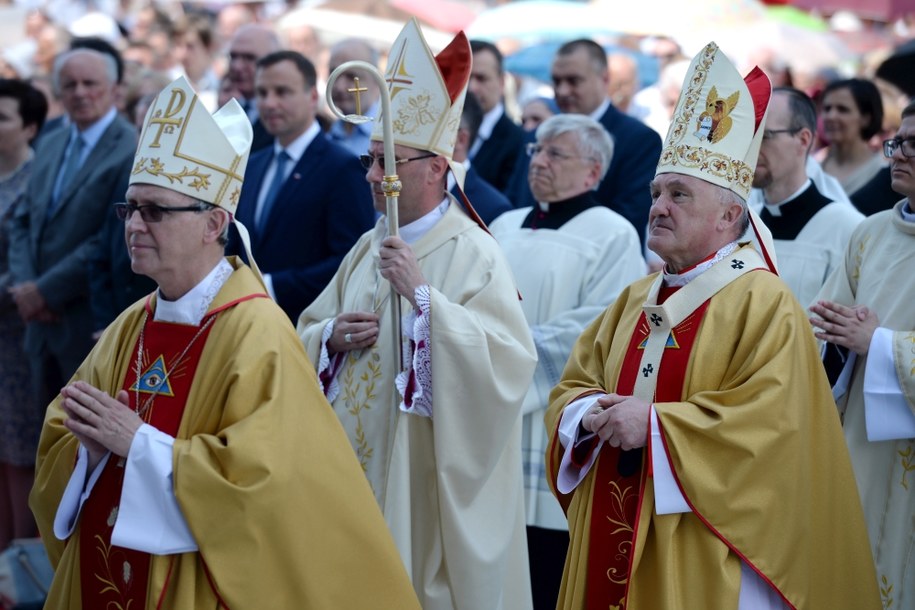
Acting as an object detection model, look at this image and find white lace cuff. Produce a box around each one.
[319,319,343,402]
[396,285,432,417]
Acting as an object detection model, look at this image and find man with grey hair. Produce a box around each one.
[327,37,380,157]
[9,47,136,410]
[489,113,644,609]
[507,39,661,250]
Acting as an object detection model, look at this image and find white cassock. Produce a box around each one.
[489,204,645,530]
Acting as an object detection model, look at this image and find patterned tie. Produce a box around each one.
[49,134,85,217]
[257,150,290,231]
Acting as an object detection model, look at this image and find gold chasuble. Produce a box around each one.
[546,245,880,610]
[31,258,419,609]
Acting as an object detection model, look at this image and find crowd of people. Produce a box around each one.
[0,2,913,609]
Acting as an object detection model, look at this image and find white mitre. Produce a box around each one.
[131,75,252,214]
[657,42,778,271]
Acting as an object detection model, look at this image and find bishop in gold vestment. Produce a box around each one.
[545,41,880,610]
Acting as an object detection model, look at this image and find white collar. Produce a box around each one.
[154,258,234,325]
[274,121,321,163]
[396,197,450,245]
[478,102,504,140]
[663,242,739,287]
[763,179,811,216]
[902,200,915,222]
[588,98,611,123]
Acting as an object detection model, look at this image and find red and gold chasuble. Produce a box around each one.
[583,285,710,610]
[78,311,216,610]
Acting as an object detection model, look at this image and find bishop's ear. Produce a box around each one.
[204,207,231,244]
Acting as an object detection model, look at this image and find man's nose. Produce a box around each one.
[365,158,383,183]
[649,196,670,216]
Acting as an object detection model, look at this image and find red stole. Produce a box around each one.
[79,314,216,609]
[585,286,711,609]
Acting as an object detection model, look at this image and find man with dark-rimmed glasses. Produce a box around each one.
[298,20,537,609]
[29,75,420,609]
[489,113,645,609]
[810,98,915,608]
[751,86,863,308]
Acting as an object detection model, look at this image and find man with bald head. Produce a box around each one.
[227,23,281,152]
[327,37,380,157]
[9,48,136,410]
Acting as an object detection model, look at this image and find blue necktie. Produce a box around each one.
[49,134,85,217]
[258,150,289,230]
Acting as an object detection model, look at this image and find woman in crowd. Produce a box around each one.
[0,79,47,550]
[818,78,886,198]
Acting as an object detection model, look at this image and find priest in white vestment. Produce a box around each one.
[489,113,645,608]
[297,19,537,610]
[748,87,862,307]
[810,100,915,609]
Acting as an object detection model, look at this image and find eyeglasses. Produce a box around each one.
[883,137,915,159]
[762,128,801,140]
[358,153,437,171]
[114,202,212,223]
[526,142,593,163]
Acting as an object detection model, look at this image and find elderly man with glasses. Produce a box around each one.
[29,76,420,609]
[749,87,863,308]
[810,98,915,609]
[298,21,537,609]
[489,113,645,609]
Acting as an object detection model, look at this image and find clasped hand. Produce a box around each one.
[61,381,143,470]
[581,393,650,451]
[808,300,878,356]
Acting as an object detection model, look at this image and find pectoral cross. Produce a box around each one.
[348,77,369,116]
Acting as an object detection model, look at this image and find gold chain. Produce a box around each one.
[133,311,218,419]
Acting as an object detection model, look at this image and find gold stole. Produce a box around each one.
[586,247,766,609]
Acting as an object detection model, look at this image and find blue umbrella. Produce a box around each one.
[506,42,660,88]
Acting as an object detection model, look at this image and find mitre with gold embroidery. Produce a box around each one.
[656,42,770,200]
[130,76,252,214]
[372,18,470,168]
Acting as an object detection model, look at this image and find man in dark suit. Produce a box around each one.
[468,40,524,193]
[506,39,662,248]
[451,92,512,225]
[232,51,374,321]
[227,24,282,154]
[8,48,136,407]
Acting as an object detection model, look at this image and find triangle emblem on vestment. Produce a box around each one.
[638,331,680,350]
[130,354,175,396]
